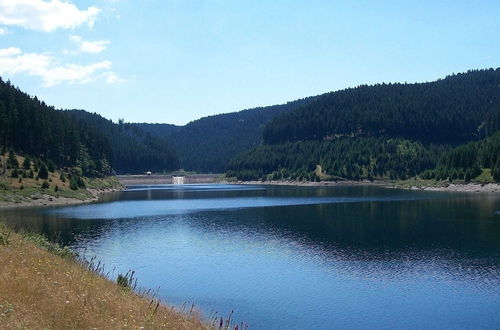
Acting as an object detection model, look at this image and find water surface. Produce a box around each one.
[2,184,500,329]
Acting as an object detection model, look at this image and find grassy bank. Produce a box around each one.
[0,153,124,208]
[0,223,208,329]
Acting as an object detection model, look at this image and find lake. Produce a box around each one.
[2,184,500,329]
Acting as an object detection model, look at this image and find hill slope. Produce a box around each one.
[227,69,500,182]
[134,97,316,172]
[0,78,179,175]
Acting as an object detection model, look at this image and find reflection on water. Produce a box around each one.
[2,184,500,329]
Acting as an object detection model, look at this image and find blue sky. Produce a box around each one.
[0,0,499,125]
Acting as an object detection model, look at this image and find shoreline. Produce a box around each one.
[0,223,207,329]
[1,178,498,210]
[0,187,124,210]
[235,179,500,193]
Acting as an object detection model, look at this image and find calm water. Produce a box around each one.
[2,184,500,329]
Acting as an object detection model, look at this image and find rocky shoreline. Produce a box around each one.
[236,179,500,193]
[0,187,123,209]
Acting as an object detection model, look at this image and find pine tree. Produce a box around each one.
[493,157,500,183]
[38,163,49,179]
[22,156,31,169]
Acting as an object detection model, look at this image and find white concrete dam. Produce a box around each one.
[172,176,185,184]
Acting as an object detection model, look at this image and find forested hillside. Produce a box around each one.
[67,111,179,174]
[0,78,178,175]
[227,69,500,182]
[263,69,500,145]
[134,97,315,172]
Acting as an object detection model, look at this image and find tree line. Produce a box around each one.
[227,69,500,183]
[0,78,179,176]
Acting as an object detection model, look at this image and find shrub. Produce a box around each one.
[77,176,86,188]
[117,274,129,288]
[38,163,49,179]
[47,160,55,173]
[60,172,67,182]
[54,185,59,192]
[0,224,11,246]
[70,178,79,190]
[41,181,49,189]
[7,150,18,169]
[22,156,31,169]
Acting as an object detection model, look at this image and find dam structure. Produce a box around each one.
[172,176,185,184]
[117,174,221,185]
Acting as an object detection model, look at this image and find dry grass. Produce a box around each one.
[0,224,209,329]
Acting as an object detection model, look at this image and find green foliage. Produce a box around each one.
[116,271,136,290]
[54,185,59,192]
[227,70,500,183]
[0,79,179,176]
[38,163,48,179]
[59,172,66,182]
[263,69,500,145]
[134,96,315,172]
[69,177,79,190]
[68,110,179,174]
[22,231,75,258]
[431,132,500,182]
[227,138,444,181]
[0,223,11,246]
[46,160,55,172]
[22,156,31,169]
[7,150,18,169]
[493,157,500,182]
[41,181,49,189]
[117,274,130,288]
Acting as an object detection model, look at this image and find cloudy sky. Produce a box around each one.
[0,0,499,125]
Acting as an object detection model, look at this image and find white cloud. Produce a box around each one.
[70,35,110,54]
[0,0,100,32]
[105,72,124,84]
[0,27,8,35]
[0,47,122,87]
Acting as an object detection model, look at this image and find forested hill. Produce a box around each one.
[133,96,316,172]
[227,69,500,182]
[66,111,179,174]
[0,78,178,175]
[263,69,500,145]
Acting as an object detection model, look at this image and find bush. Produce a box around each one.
[493,157,500,183]
[464,169,472,183]
[60,172,67,182]
[38,163,49,179]
[54,185,59,192]
[117,274,130,288]
[22,156,31,169]
[70,178,79,190]
[77,176,86,188]
[41,181,49,189]
[47,160,55,172]
[7,150,18,169]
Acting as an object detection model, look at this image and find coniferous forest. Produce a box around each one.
[0,78,178,176]
[1,68,500,183]
[226,69,500,182]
